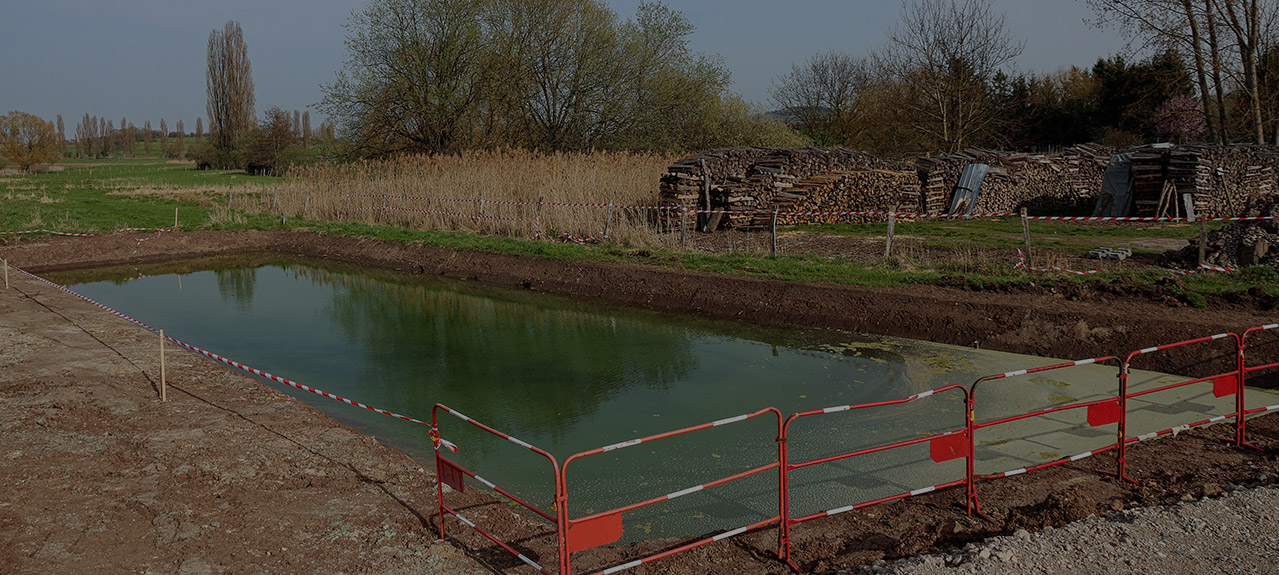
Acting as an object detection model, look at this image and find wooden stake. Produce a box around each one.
[605,203,613,238]
[160,329,167,402]
[680,210,687,249]
[770,211,778,256]
[3,259,8,289]
[1021,207,1033,267]
[1197,218,1207,265]
[174,206,179,228]
[884,205,897,257]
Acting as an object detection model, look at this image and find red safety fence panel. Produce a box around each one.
[558,408,783,575]
[778,385,970,565]
[432,404,562,575]
[1119,332,1243,480]
[1240,324,1279,448]
[967,356,1122,515]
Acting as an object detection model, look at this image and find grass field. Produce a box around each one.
[0,154,1273,302]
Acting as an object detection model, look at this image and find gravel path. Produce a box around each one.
[860,483,1279,575]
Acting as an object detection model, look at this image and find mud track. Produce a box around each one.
[1,229,1276,574]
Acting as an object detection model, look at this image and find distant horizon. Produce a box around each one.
[1,1,1129,129]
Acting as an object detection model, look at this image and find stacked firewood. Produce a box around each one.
[658,148,916,230]
[1171,193,1279,269]
[915,145,1112,214]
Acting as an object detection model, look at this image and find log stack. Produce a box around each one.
[658,148,916,230]
[915,145,1112,215]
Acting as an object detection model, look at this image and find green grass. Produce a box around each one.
[1,161,1272,305]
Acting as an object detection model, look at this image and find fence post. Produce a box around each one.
[3,258,8,289]
[770,210,779,256]
[159,329,167,402]
[273,186,279,210]
[1020,207,1032,267]
[227,185,232,208]
[174,207,179,228]
[884,205,897,257]
[605,203,613,238]
[680,209,687,249]
[1198,220,1207,266]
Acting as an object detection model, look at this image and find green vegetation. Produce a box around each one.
[1,159,1272,307]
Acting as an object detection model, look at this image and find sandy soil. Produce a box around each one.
[1,229,1277,574]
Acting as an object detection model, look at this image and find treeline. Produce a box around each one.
[773,0,1278,156]
[317,0,803,157]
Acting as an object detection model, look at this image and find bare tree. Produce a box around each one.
[55,114,65,157]
[99,117,110,157]
[770,50,870,145]
[159,118,169,156]
[876,0,1024,153]
[176,119,186,157]
[207,20,256,157]
[195,117,204,143]
[1216,0,1266,143]
[301,110,311,146]
[143,120,152,154]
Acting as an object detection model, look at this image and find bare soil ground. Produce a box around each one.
[1,229,1277,574]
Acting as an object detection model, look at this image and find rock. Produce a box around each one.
[1014,528,1031,540]
[1202,483,1223,497]
[1110,499,1125,511]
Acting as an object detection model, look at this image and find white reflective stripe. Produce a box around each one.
[914,389,935,399]
[1211,333,1231,340]
[1004,468,1027,477]
[824,504,857,517]
[602,559,644,574]
[909,485,936,496]
[602,438,643,452]
[1208,415,1227,423]
[448,408,473,422]
[1138,432,1158,441]
[1074,358,1097,366]
[823,405,851,414]
[507,436,534,450]
[456,513,476,528]
[472,474,497,489]
[712,414,749,427]
[1069,452,1092,461]
[712,524,752,542]
[1263,324,1279,330]
[1139,346,1159,354]
[1265,404,1279,413]
[1003,369,1029,378]
[515,554,543,572]
[666,484,705,500]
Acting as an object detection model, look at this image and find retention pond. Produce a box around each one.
[50,255,1279,541]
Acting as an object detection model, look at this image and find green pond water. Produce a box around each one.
[52,256,1274,541]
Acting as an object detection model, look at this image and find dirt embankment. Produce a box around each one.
[2,230,1277,575]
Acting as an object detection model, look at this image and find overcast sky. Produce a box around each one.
[0,0,1130,130]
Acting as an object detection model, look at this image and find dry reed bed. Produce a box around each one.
[256,150,680,246]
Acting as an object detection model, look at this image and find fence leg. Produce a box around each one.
[680,210,687,249]
[1020,207,1032,267]
[1235,335,1260,450]
[1113,363,1137,484]
[1198,220,1207,266]
[159,329,167,403]
[884,206,897,257]
[770,211,778,256]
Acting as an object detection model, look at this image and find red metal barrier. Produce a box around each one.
[432,404,562,574]
[778,385,971,565]
[557,408,783,575]
[1240,324,1279,449]
[1117,333,1244,481]
[967,356,1122,515]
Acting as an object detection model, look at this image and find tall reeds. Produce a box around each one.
[258,150,679,246]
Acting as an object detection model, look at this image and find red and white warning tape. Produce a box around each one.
[347,206,540,223]
[0,226,178,237]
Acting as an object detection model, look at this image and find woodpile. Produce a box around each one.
[657,144,1279,234]
[658,148,916,231]
[915,144,1112,214]
[1171,193,1279,269]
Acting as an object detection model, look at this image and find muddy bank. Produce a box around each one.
[2,230,1277,575]
[5,230,1276,367]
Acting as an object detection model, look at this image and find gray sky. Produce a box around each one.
[0,1,1128,131]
